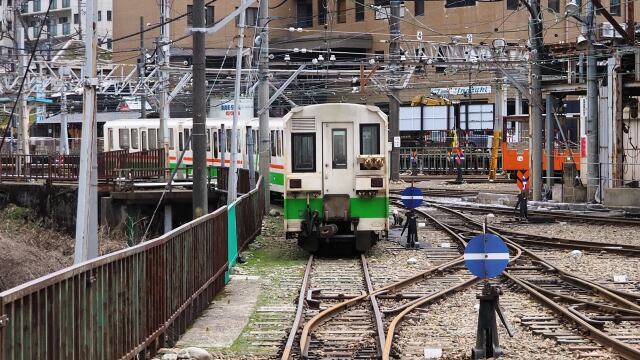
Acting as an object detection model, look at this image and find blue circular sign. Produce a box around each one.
[401,186,423,209]
[463,234,509,279]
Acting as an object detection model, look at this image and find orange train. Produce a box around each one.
[501,142,581,174]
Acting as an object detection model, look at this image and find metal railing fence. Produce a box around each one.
[0,177,266,359]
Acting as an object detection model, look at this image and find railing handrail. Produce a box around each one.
[0,200,226,302]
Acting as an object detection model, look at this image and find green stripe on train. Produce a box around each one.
[270,172,284,186]
[284,197,389,219]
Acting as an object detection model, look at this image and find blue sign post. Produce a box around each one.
[464,234,509,278]
[400,186,423,209]
[464,233,514,359]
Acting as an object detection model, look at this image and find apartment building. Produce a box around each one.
[19,0,113,49]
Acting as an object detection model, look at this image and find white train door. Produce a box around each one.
[323,123,353,194]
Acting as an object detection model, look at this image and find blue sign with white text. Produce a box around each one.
[464,234,509,278]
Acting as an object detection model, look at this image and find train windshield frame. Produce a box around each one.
[291,133,316,172]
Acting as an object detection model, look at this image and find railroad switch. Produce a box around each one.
[471,283,514,359]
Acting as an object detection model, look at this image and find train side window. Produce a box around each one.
[179,131,184,151]
[332,129,347,169]
[149,129,158,150]
[271,131,276,156]
[360,124,380,155]
[292,133,315,172]
[213,131,219,158]
[237,131,241,153]
[206,129,211,152]
[169,128,175,150]
[253,130,258,154]
[119,129,130,149]
[277,130,283,157]
[226,129,232,152]
[184,129,191,150]
[131,129,139,149]
[108,129,114,150]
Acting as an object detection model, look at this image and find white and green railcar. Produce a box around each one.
[283,104,389,253]
[103,117,285,194]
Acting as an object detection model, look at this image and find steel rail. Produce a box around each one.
[297,254,469,357]
[504,273,640,360]
[280,255,314,360]
[380,204,524,360]
[429,202,640,359]
[361,254,386,358]
[297,254,468,356]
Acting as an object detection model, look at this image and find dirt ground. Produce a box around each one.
[0,204,127,292]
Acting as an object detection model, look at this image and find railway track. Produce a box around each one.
[406,202,640,359]
[281,199,640,359]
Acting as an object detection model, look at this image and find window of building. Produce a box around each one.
[98,11,102,21]
[187,5,215,26]
[51,0,57,10]
[445,0,476,8]
[360,124,380,155]
[149,129,158,149]
[130,128,139,149]
[415,0,424,15]
[62,0,70,7]
[33,0,41,12]
[507,0,519,10]
[337,0,346,23]
[610,0,621,15]
[21,2,27,12]
[73,13,79,24]
[244,7,258,27]
[548,0,559,13]
[355,0,365,21]
[107,10,112,21]
[296,0,313,27]
[105,38,112,50]
[49,19,57,36]
[318,0,327,25]
[332,129,347,169]
[119,129,130,149]
[292,133,315,172]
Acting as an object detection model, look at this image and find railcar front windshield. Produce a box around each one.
[292,133,315,172]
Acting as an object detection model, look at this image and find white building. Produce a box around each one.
[19,0,113,50]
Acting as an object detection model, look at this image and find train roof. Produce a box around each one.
[104,117,284,127]
[283,103,387,124]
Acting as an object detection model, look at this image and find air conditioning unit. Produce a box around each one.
[600,22,627,39]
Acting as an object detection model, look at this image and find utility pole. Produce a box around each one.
[192,0,208,217]
[228,0,247,203]
[257,0,270,210]
[586,0,599,201]
[388,0,401,181]
[74,0,99,263]
[16,16,29,159]
[528,0,543,201]
[59,75,69,154]
[159,0,170,171]
[139,16,146,120]
[545,95,554,194]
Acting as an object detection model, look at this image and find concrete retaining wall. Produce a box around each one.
[604,188,640,212]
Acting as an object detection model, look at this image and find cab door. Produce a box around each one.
[322,122,353,195]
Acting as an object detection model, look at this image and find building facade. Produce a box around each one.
[18,0,113,49]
